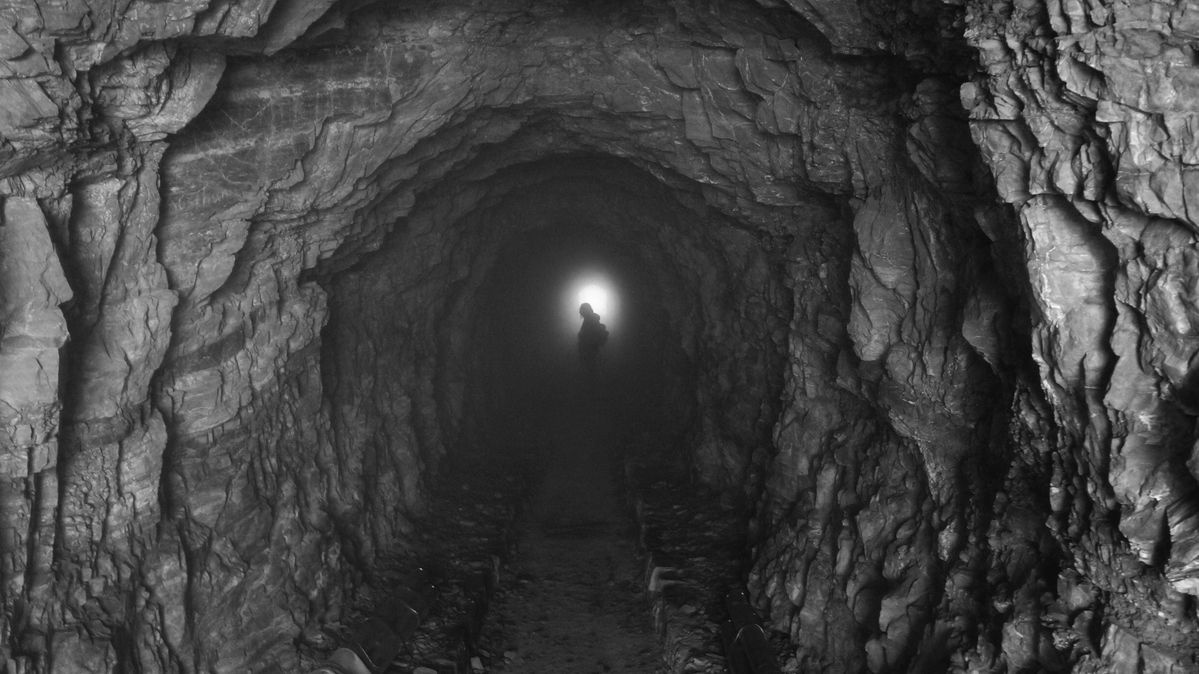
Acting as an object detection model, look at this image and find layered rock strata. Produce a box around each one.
[1,0,1197,672]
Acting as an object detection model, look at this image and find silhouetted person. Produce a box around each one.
[577,302,608,385]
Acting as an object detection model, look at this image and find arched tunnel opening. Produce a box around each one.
[4,0,1199,672]
[318,148,793,479]
[309,147,797,669]
[470,219,679,437]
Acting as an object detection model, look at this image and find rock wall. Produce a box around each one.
[748,78,1019,674]
[1,0,1198,671]
[1,1,815,669]
[959,0,1199,669]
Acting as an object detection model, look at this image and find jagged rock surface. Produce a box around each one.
[1,0,1197,672]
[958,0,1199,669]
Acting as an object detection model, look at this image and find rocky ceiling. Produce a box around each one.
[2,0,1199,671]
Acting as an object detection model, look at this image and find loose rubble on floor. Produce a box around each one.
[301,426,790,674]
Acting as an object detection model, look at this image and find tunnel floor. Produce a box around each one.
[479,397,662,673]
[313,377,774,673]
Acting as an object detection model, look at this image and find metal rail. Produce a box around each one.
[721,589,783,674]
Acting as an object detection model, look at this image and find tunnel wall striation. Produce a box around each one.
[0,0,1196,671]
[954,0,1199,670]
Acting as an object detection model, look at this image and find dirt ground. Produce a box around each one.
[480,397,664,673]
[312,379,760,674]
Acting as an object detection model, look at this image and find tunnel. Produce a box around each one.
[3,0,1199,671]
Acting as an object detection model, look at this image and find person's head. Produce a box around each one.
[579,302,594,318]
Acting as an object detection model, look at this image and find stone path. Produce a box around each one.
[481,397,663,673]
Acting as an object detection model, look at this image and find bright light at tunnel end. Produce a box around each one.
[561,273,620,342]
[578,283,610,317]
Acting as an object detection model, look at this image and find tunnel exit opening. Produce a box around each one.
[566,274,618,336]
[576,282,611,317]
[318,152,792,524]
[468,223,680,444]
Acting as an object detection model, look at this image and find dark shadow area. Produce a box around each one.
[455,225,700,673]
[468,223,692,448]
[311,144,795,667]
